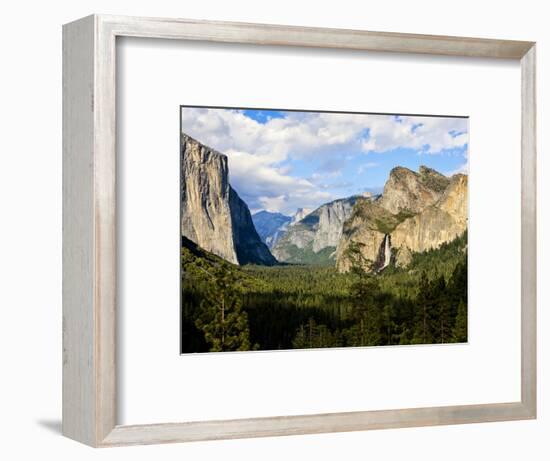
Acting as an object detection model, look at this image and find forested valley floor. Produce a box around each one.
[181,233,468,353]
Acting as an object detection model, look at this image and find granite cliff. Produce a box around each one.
[336,166,467,272]
[271,196,359,265]
[181,132,465,271]
[181,134,276,266]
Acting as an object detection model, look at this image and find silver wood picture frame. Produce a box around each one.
[62,14,537,447]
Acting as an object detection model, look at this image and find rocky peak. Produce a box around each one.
[336,166,467,273]
[418,165,451,193]
[378,166,449,215]
[291,207,312,225]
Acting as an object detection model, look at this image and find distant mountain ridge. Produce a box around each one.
[180,134,276,266]
[271,196,360,265]
[251,211,292,249]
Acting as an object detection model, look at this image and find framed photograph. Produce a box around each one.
[179,106,470,353]
[63,15,536,447]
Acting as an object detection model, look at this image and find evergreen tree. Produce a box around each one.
[182,229,469,352]
[453,299,468,342]
[292,318,337,349]
[446,258,468,343]
[382,304,398,345]
[448,259,467,309]
[412,271,434,344]
[292,324,307,349]
[195,264,253,352]
[344,241,382,346]
[432,275,453,343]
[399,327,413,345]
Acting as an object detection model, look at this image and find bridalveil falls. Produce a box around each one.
[381,234,391,270]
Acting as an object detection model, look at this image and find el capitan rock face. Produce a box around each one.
[181,134,276,266]
[336,166,467,272]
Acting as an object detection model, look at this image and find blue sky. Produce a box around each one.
[181,108,468,216]
[243,109,286,124]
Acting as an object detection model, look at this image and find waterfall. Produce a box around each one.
[381,234,391,270]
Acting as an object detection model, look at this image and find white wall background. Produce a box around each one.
[119,37,522,424]
[0,0,546,459]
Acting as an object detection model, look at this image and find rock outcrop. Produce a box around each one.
[391,173,468,262]
[335,199,397,272]
[181,134,276,266]
[378,165,449,214]
[272,197,359,265]
[336,166,467,272]
[438,173,468,225]
[290,208,312,225]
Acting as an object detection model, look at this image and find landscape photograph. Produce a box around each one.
[180,107,468,353]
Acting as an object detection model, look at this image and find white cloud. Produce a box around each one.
[181,108,468,214]
[254,189,333,215]
[182,108,468,159]
[361,116,468,154]
[223,149,333,215]
[227,149,315,197]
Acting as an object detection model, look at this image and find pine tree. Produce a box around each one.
[412,271,434,344]
[293,324,307,349]
[292,318,337,349]
[344,241,382,347]
[382,304,397,345]
[195,264,253,352]
[432,275,453,343]
[453,299,468,342]
[448,259,467,310]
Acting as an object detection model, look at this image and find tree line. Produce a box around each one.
[180,233,468,352]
